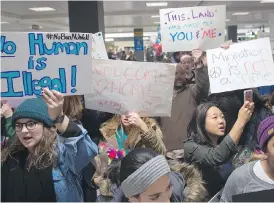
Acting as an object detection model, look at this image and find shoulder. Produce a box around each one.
[227,161,255,184]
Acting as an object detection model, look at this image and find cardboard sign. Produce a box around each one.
[91,32,108,59]
[160,5,226,52]
[85,59,176,116]
[207,38,274,94]
[1,32,93,98]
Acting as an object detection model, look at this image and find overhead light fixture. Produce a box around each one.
[29,7,56,12]
[226,19,230,22]
[105,38,114,42]
[146,2,168,7]
[232,12,249,16]
[245,25,253,28]
[154,22,160,24]
[151,15,160,18]
[1,21,9,24]
[260,0,274,3]
[143,37,150,40]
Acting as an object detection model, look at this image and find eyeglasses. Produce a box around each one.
[15,121,38,132]
[180,61,193,66]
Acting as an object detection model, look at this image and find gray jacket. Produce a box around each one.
[184,135,238,197]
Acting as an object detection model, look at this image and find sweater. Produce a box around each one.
[161,66,209,150]
[221,161,274,202]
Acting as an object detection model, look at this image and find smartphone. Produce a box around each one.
[244,89,253,103]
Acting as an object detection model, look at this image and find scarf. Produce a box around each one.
[116,127,129,153]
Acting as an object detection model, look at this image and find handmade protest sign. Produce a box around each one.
[160,5,226,52]
[91,32,108,59]
[207,38,274,94]
[1,32,93,98]
[85,59,176,116]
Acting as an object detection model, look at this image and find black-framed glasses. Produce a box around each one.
[15,121,38,132]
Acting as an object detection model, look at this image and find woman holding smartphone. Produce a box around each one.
[184,100,254,197]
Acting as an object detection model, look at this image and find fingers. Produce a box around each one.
[43,88,59,103]
[52,90,64,102]
[220,40,232,49]
[42,91,55,107]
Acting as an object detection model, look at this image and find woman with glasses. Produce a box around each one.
[1,88,98,202]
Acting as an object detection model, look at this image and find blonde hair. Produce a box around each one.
[101,115,157,149]
[63,95,83,120]
[1,127,57,170]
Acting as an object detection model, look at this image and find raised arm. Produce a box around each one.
[185,101,254,167]
[42,88,98,175]
[190,50,210,104]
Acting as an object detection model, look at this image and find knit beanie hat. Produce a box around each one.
[12,98,53,127]
[257,115,274,151]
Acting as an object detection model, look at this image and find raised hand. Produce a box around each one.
[237,101,255,124]
[42,88,64,120]
[220,40,233,50]
[192,49,205,68]
[0,103,13,118]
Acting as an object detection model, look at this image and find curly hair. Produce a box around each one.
[1,127,58,170]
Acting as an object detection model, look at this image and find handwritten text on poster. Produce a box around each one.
[85,59,176,116]
[1,32,93,98]
[207,38,274,93]
[160,5,226,52]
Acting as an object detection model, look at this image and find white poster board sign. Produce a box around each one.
[1,32,93,99]
[91,32,108,59]
[85,59,176,116]
[207,38,274,94]
[160,5,226,52]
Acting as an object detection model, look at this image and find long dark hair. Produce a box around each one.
[187,103,219,146]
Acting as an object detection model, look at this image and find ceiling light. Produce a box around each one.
[151,15,160,18]
[1,21,9,24]
[29,7,56,12]
[226,19,230,22]
[232,12,249,16]
[245,25,253,28]
[146,2,168,7]
[143,37,150,40]
[105,38,114,42]
[260,0,274,3]
[154,22,160,24]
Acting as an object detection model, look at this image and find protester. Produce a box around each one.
[263,91,274,113]
[184,101,255,197]
[1,103,15,147]
[161,48,209,156]
[99,112,166,155]
[120,51,127,60]
[205,89,273,149]
[93,112,166,201]
[221,115,274,202]
[111,148,207,202]
[180,53,195,84]
[1,89,98,202]
[126,50,137,61]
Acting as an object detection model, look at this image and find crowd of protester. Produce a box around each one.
[1,40,274,202]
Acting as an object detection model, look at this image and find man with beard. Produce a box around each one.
[161,49,209,160]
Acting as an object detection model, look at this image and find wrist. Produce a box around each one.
[236,118,247,129]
